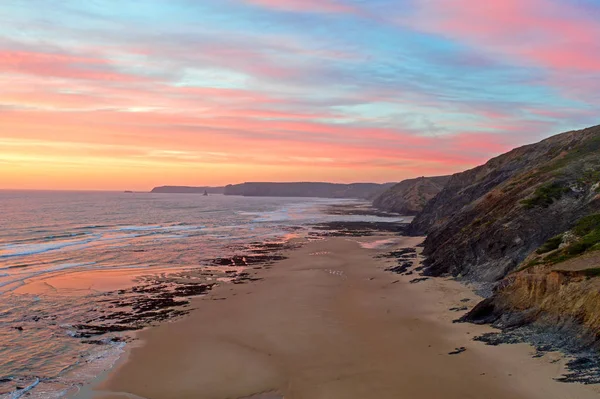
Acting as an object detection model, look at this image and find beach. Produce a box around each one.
[77,236,600,399]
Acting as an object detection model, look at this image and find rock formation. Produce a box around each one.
[411,125,600,282]
[407,124,600,353]
[372,175,451,215]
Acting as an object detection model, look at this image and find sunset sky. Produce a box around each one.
[1,0,599,190]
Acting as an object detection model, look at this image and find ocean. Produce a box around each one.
[0,191,404,398]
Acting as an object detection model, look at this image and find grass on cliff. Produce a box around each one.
[537,135,600,176]
[520,214,600,271]
[541,214,600,265]
[521,182,570,209]
[536,234,564,254]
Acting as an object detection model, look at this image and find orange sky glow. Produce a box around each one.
[2,0,599,190]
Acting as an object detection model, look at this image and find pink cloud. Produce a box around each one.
[0,106,514,173]
[405,0,600,73]
[242,0,357,14]
[0,50,144,82]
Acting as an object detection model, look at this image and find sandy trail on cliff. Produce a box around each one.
[80,236,600,399]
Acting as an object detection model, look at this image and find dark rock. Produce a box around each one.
[376,248,417,259]
[373,176,451,215]
[459,298,501,325]
[448,347,467,355]
[385,263,411,275]
[311,221,409,237]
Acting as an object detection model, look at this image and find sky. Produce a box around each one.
[1,0,599,190]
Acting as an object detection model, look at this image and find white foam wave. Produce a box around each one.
[0,236,100,258]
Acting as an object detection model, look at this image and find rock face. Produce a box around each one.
[372,176,451,215]
[223,182,394,200]
[411,125,600,282]
[409,124,600,359]
[462,214,600,350]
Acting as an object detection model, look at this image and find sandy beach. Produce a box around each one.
[77,236,600,399]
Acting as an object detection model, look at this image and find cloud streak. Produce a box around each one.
[0,0,598,190]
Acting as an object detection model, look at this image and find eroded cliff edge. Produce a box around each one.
[405,125,600,373]
[412,125,600,282]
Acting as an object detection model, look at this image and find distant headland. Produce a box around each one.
[151,182,395,200]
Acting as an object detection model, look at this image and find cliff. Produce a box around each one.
[223,182,394,199]
[405,124,600,358]
[151,186,225,194]
[411,125,600,282]
[372,176,451,215]
[463,214,600,356]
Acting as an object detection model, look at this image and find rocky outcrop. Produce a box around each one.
[463,213,600,345]
[223,182,394,199]
[411,125,600,282]
[408,124,600,365]
[372,176,450,215]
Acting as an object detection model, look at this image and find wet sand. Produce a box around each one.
[78,236,600,399]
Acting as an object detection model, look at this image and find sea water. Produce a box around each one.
[0,191,403,398]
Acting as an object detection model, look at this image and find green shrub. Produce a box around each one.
[573,214,600,236]
[564,242,591,256]
[536,234,564,254]
[576,169,600,187]
[521,182,570,209]
[545,250,572,265]
[541,216,600,265]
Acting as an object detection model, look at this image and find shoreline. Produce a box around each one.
[76,235,600,399]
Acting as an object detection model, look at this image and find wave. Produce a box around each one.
[0,224,207,260]
[0,236,100,259]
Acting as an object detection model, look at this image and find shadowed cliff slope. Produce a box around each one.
[411,125,600,282]
[372,176,451,215]
[462,213,600,365]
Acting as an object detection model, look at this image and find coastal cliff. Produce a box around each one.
[411,125,600,282]
[151,182,393,199]
[372,175,451,215]
[223,182,394,199]
[406,124,600,357]
[462,214,600,354]
[151,186,225,194]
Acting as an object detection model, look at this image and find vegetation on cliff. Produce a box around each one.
[410,125,600,282]
[522,214,600,269]
[405,124,600,360]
